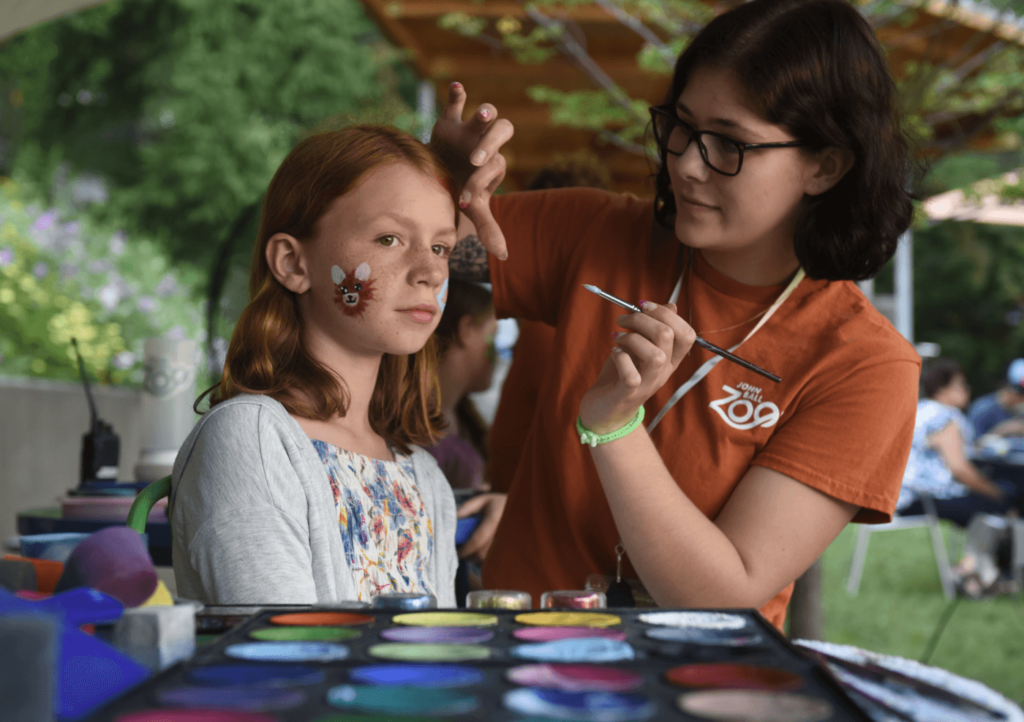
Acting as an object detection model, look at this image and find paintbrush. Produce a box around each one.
[583,284,782,383]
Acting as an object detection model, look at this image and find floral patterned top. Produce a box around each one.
[312,440,434,601]
[896,399,972,510]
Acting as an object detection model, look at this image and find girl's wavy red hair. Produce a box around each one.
[209,125,458,454]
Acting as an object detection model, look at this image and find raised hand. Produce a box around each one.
[431,82,514,260]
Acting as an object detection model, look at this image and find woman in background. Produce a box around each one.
[898,358,1019,525]
[427,279,497,491]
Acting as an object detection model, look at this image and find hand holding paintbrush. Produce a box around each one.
[583,284,781,383]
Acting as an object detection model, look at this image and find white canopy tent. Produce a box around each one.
[0,0,109,41]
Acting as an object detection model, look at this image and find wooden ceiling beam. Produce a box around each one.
[359,0,432,76]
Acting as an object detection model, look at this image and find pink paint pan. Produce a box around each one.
[512,626,627,642]
[506,663,644,692]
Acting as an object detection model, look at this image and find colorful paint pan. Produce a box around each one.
[506,664,644,693]
[510,638,636,663]
[391,611,498,627]
[156,685,306,712]
[666,663,803,691]
[503,687,656,721]
[188,663,325,687]
[269,611,374,626]
[349,663,485,688]
[223,641,350,662]
[250,626,361,642]
[678,690,832,722]
[115,711,278,722]
[645,627,763,646]
[541,589,607,609]
[367,642,490,662]
[380,626,494,644]
[327,683,480,715]
[514,626,627,642]
[371,592,437,611]
[515,612,622,628]
[638,611,746,630]
[466,589,532,609]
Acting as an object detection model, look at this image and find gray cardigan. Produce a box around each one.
[170,394,458,606]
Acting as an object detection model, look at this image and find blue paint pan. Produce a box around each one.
[645,627,764,646]
[156,685,306,712]
[224,641,350,662]
[503,688,656,721]
[348,663,485,688]
[188,663,325,687]
[510,638,636,663]
[33,588,124,626]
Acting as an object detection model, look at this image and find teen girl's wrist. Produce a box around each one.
[578,406,644,440]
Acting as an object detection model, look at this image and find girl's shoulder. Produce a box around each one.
[916,399,961,434]
[190,393,309,450]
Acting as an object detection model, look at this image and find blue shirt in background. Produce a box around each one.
[897,399,972,511]
[967,392,1011,437]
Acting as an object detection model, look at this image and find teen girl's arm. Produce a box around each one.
[578,303,862,609]
[928,422,1004,500]
[431,82,514,260]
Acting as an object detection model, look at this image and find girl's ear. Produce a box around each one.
[266,233,311,293]
[805,146,856,197]
[455,314,478,349]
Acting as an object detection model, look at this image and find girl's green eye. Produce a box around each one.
[432,244,450,258]
[379,235,397,247]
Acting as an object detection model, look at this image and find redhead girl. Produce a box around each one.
[440,0,921,628]
[170,126,492,605]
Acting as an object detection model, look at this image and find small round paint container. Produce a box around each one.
[666,663,803,691]
[509,638,636,663]
[514,626,627,642]
[638,611,747,630]
[506,664,644,693]
[349,663,485,688]
[223,641,350,663]
[156,685,306,712]
[115,711,278,722]
[268,611,374,626]
[368,642,491,662]
[466,589,532,610]
[645,626,763,647]
[187,663,325,687]
[371,591,436,611]
[678,690,832,722]
[250,625,361,642]
[391,611,498,627]
[515,611,622,628]
[380,625,494,644]
[504,687,656,721]
[327,683,480,716]
[541,589,607,610]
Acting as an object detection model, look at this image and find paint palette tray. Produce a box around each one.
[84,607,872,721]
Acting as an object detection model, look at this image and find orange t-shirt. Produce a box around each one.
[488,319,556,494]
[482,188,920,630]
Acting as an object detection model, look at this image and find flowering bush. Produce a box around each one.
[0,178,204,384]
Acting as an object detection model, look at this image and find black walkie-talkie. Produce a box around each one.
[73,338,120,486]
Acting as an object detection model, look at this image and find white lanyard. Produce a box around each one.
[646,267,806,432]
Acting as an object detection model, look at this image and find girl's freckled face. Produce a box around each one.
[302,163,457,357]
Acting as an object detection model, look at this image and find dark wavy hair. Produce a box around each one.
[207,125,458,454]
[920,358,963,400]
[653,0,914,281]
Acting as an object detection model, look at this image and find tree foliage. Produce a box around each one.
[0,0,417,267]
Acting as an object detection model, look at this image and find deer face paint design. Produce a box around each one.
[331,262,376,317]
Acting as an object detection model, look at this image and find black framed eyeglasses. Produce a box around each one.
[649,105,805,177]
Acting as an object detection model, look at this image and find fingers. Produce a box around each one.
[457,493,506,562]
[441,81,467,123]
[460,152,509,260]
[469,116,514,167]
[616,302,695,366]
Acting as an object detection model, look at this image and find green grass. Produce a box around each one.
[819,524,1024,704]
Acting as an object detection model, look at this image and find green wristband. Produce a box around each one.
[576,407,645,448]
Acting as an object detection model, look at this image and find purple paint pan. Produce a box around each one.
[156,685,306,712]
[513,626,627,642]
[379,626,495,644]
[506,663,644,692]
